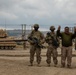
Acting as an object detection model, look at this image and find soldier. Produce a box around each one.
[45,26,59,67]
[28,24,44,67]
[57,26,76,68]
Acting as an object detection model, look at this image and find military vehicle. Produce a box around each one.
[0,29,16,50]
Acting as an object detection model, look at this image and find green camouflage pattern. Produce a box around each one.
[45,32,58,65]
[28,30,44,64]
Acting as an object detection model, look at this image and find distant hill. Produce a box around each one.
[6,30,48,37]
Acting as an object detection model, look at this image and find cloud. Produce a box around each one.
[0,11,18,20]
[0,0,76,28]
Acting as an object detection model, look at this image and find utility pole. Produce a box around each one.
[73,23,76,50]
[75,37,76,50]
[31,25,34,31]
[23,24,26,49]
[4,19,7,33]
[22,24,24,40]
[21,24,26,49]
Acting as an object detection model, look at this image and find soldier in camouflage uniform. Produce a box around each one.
[45,26,59,67]
[57,26,76,68]
[28,24,44,66]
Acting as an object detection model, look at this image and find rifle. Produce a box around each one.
[47,32,59,47]
[28,37,45,48]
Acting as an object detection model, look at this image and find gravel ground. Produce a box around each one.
[0,56,76,75]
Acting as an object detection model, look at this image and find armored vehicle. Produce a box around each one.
[0,29,16,50]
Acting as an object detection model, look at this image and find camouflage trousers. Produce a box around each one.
[61,46,72,66]
[46,45,58,65]
[30,45,41,64]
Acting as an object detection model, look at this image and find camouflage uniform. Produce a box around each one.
[45,26,58,66]
[61,46,72,67]
[28,24,44,66]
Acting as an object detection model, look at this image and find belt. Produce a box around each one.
[62,45,71,47]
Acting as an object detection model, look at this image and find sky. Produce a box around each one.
[0,0,76,30]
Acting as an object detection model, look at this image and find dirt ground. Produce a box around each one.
[0,46,76,75]
[0,56,76,75]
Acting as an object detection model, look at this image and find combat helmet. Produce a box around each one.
[34,24,39,28]
[50,26,55,30]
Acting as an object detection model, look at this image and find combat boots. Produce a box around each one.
[61,64,65,68]
[54,64,57,67]
[67,64,71,69]
[47,64,50,67]
[28,62,33,66]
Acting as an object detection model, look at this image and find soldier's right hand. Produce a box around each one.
[29,40,35,44]
[58,26,61,30]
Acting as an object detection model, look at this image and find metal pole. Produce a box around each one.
[22,24,26,49]
[31,25,34,31]
[75,37,76,50]
[74,24,76,50]
[22,24,24,40]
[23,24,26,49]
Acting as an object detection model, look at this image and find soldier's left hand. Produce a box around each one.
[74,27,76,32]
